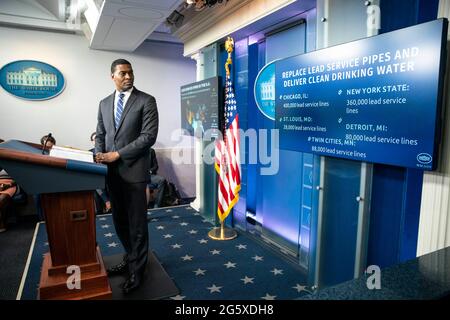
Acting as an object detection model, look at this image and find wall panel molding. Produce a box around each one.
[417,0,450,256]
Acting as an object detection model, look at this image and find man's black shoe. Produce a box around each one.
[122,272,142,294]
[107,260,128,276]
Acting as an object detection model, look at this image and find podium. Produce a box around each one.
[0,140,112,299]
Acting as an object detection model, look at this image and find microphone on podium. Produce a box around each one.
[41,133,53,155]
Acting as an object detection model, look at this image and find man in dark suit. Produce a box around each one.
[95,58,158,294]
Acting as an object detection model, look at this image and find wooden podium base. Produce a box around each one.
[38,246,112,300]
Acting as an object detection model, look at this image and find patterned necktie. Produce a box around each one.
[115,93,125,129]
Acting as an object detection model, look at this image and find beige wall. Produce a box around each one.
[0,26,197,197]
[0,26,196,150]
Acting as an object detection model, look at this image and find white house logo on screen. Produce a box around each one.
[260,74,275,101]
[254,61,277,120]
[0,60,65,100]
[417,153,432,164]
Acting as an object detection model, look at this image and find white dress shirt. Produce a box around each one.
[114,87,133,124]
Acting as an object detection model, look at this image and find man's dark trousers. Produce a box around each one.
[107,164,148,276]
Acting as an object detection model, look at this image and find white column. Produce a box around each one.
[189,52,204,211]
[417,0,450,256]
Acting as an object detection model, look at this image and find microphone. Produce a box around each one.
[41,133,52,155]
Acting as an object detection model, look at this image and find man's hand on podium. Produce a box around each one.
[95,151,120,164]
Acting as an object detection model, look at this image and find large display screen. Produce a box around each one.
[180,76,221,139]
[275,19,448,170]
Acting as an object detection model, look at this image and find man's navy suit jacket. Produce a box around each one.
[95,87,159,183]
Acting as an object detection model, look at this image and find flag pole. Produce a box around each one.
[208,218,237,240]
[208,36,238,241]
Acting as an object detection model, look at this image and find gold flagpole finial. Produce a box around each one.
[225,36,234,77]
[225,36,234,54]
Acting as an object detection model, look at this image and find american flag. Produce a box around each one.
[215,74,241,222]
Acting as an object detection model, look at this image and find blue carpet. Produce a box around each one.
[19,205,313,300]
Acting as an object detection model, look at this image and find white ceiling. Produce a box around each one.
[0,0,186,51]
[0,0,70,31]
[89,0,185,51]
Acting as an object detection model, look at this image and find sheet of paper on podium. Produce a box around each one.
[49,145,94,163]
